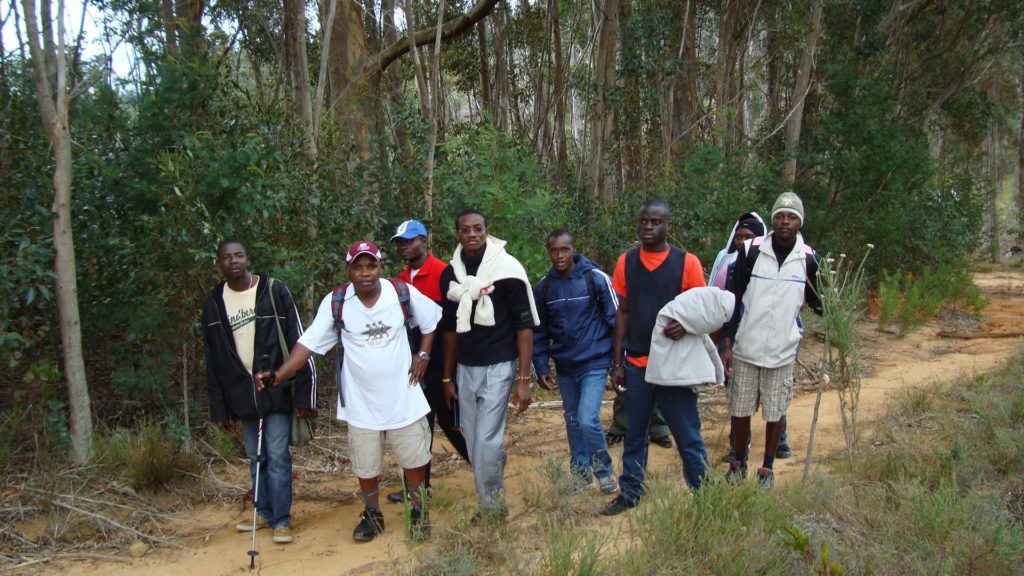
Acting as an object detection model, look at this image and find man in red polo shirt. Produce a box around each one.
[387,219,470,503]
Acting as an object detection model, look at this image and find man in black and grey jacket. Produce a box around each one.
[202,239,316,544]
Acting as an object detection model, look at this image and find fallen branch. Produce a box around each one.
[937,330,1024,339]
[10,552,133,569]
[49,500,186,549]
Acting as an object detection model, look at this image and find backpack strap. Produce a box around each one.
[331,283,350,334]
[585,269,598,302]
[387,278,414,329]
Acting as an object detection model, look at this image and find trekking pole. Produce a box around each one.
[248,416,263,569]
[249,353,270,570]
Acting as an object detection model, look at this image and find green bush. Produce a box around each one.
[875,262,988,336]
[95,423,197,491]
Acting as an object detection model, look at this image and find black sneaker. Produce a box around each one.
[353,507,385,542]
[409,506,430,540]
[725,462,748,486]
[606,432,625,446]
[599,495,637,516]
[650,436,673,449]
[776,445,793,459]
[721,450,738,463]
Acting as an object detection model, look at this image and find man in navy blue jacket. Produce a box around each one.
[533,229,620,495]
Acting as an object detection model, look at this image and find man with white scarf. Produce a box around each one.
[440,208,540,523]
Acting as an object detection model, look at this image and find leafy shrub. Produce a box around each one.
[875,262,988,336]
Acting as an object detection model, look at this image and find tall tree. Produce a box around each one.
[589,0,619,200]
[283,0,316,158]
[551,0,566,180]
[22,0,93,464]
[1018,67,1024,242]
[782,0,823,187]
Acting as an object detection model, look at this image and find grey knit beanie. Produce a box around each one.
[771,191,804,224]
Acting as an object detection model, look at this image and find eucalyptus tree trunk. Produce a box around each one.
[665,0,696,166]
[589,0,619,200]
[283,0,317,159]
[782,0,823,187]
[477,21,492,115]
[492,2,509,130]
[714,0,739,148]
[986,63,1000,261]
[1017,69,1023,243]
[551,0,566,180]
[22,0,93,465]
[382,0,410,158]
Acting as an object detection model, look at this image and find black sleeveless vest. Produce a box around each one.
[624,246,686,357]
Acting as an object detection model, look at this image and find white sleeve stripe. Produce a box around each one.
[592,269,619,309]
[287,298,317,405]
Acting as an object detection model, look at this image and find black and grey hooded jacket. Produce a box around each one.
[202,274,317,422]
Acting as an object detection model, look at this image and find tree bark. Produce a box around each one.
[477,21,491,115]
[551,0,566,180]
[666,0,696,165]
[425,0,446,220]
[782,0,823,187]
[986,61,1000,261]
[618,0,639,183]
[160,0,178,56]
[22,0,93,465]
[492,2,508,130]
[283,0,317,158]
[313,0,339,139]
[1017,68,1024,243]
[382,0,410,158]
[589,0,619,200]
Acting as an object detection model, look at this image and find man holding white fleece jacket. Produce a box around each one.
[641,287,735,492]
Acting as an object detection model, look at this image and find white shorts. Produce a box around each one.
[348,416,431,479]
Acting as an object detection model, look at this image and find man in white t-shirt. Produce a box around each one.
[260,241,441,542]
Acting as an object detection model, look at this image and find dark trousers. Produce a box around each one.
[618,364,708,502]
[422,369,471,486]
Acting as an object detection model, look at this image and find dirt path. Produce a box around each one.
[25,271,1024,576]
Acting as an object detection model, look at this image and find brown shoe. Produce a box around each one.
[272,525,294,544]
[236,516,269,532]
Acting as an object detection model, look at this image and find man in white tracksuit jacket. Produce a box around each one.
[719,192,822,489]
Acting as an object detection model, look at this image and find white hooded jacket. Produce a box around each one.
[646,287,736,388]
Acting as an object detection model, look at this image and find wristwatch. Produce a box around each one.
[417,351,430,361]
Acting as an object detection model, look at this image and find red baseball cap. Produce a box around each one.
[346,240,382,263]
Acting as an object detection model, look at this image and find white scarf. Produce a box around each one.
[447,236,540,333]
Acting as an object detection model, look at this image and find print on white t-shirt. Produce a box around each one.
[297,280,442,431]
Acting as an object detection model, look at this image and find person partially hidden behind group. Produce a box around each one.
[386,219,471,504]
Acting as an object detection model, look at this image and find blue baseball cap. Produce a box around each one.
[391,219,428,241]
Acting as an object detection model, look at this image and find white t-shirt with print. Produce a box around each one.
[298,280,442,430]
[223,276,259,374]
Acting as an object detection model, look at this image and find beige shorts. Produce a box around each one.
[348,416,431,479]
[729,358,794,422]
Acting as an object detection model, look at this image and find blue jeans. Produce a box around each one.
[619,364,707,502]
[558,369,613,480]
[242,412,292,528]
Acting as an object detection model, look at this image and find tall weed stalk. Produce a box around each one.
[816,247,872,466]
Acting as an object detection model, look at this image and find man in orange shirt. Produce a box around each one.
[601,199,708,515]
[387,220,470,504]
